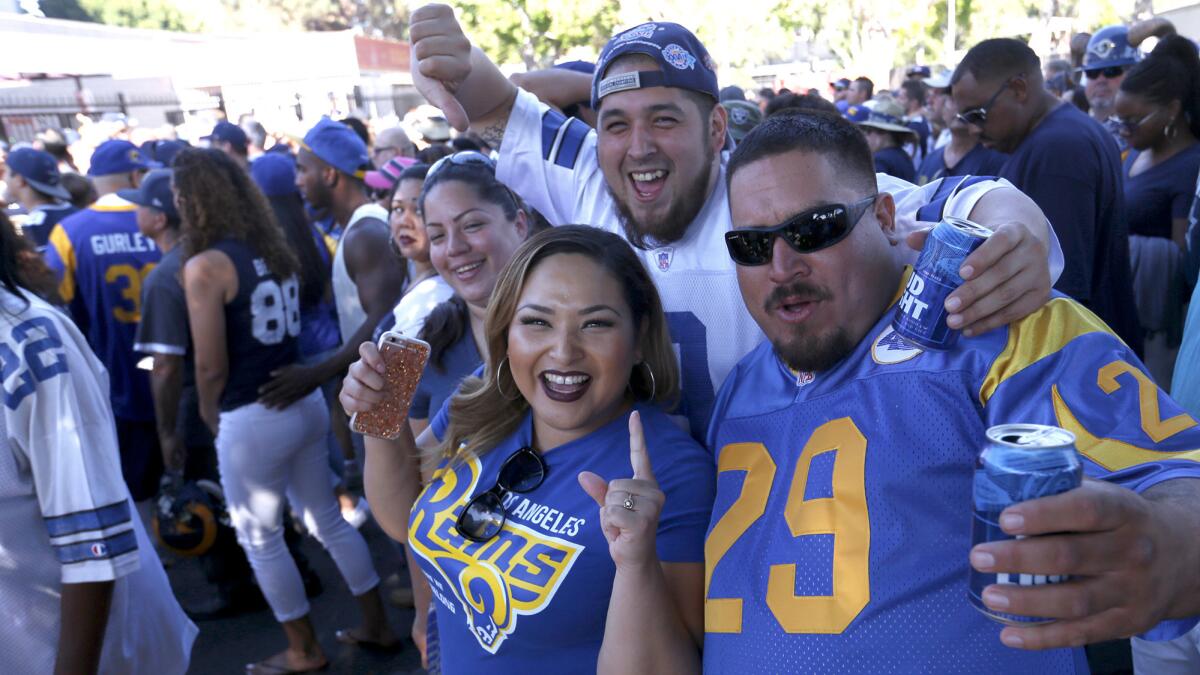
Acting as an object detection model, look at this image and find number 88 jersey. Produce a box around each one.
[212,239,300,412]
[702,287,1200,674]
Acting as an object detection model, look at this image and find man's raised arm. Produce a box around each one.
[410,4,518,148]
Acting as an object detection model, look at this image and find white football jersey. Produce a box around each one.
[0,287,196,674]
[497,88,1064,436]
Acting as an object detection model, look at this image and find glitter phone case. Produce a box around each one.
[349,332,430,440]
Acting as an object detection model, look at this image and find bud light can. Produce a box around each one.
[968,424,1082,625]
[893,216,991,350]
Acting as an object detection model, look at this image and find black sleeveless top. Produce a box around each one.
[212,239,300,411]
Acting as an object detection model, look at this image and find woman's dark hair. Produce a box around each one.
[418,295,469,373]
[266,192,328,309]
[388,163,431,206]
[339,117,371,146]
[417,160,520,222]
[450,136,483,153]
[416,159,524,372]
[173,148,299,279]
[766,92,840,117]
[1121,35,1200,138]
[416,143,453,165]
[0,211,61,306]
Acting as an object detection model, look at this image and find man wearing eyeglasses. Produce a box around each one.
[405,3,1063,441]
[690,102,1200,674]
[951,38,1143,356]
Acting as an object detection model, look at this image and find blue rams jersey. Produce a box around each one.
[409,404,714,673]
[703,274,1200,674]
[44,196,160,421]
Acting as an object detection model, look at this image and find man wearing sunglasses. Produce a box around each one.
[952,38,1143,356]
[406,3,1062,441]
[1079,26,1143,152]
[688,102,1200,674]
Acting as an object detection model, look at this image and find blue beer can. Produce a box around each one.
[968,424,1082,625]
[892,216,991,350]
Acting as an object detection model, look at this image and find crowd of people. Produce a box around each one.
[3,4,1200,674]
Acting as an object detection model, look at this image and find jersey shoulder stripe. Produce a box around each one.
[47,224,76,302]
[979,296,1114,405]
[915,174,994,222]
[44,499,132,538]
[53,528,137,565]
[539,108,589,170]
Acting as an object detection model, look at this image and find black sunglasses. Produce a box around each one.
[1085,66,1126,80]
[955,75,1022,127]
[724,195,877,266]
[455,446,547,542]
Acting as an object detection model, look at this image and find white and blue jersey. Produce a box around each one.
[702,273,1200,673]
[0,287,195,674]
[409,403,713,673]
[497,87,1065,439]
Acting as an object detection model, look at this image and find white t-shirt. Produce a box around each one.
[0,287,196,674]
[497,87,1065,436]
[392,275,454,337]
[332,202,389,343]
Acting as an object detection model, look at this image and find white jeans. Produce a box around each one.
[1133,622,1200,674]
[216,390,379,622]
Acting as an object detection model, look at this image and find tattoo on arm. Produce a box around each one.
[478,101,514,151]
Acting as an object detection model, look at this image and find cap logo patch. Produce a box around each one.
[128,150,140,162]
[662,44,696,70]
[730,107,750,125]
[616,24,656,43]
[597,71,643,99]
[1091,39,1116,59]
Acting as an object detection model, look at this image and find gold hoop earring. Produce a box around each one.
[495,357,519,401]
[637,361,657,401]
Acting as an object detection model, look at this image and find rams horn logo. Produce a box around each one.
[616,24,656,44]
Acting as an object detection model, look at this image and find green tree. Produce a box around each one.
[39,0,200,31]
[454,0,623,70]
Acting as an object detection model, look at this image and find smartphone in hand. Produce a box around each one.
[349,332,430,440]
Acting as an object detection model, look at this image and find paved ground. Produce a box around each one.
[166,518,424,675]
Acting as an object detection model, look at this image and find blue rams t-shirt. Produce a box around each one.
[1123,145,1200,240]
[997,102,1142,354]
[410,403,714,673]
[702,272,1200,674]
[916,143,1009,186]
[44,196,160,421]
[872,146,915,183]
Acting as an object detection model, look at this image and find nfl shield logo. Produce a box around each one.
[656,248,674,271]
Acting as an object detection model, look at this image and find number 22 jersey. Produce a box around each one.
[703,278,1200,673]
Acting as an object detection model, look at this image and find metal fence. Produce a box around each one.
[0,92,182,145]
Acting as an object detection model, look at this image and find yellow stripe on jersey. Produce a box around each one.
[322,233,337,256]
[979,298,1116,406]
[88,203,138,212]
[48,224,76,302]
[1052,385,1200,471]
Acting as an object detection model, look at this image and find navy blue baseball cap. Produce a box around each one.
[250,153,299,197]
[202,121,249,149]
[89,140,160,176]
[140,139,189,167]
[1081,26,1143,72]
[842,104,869,124]
[301,117,370,179]
[591,22,719,109]
[5,147,71,201]
[117,168,178,220]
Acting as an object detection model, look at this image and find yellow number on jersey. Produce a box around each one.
[706,417,870,634]
[1098,361,1198,443]
[105,263,156,324]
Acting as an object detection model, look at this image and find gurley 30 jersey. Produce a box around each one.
[497,87,1065,439]
[44,194,160,421]
[703,275,1200,673]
